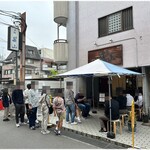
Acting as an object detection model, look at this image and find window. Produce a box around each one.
[98,7,133,37]
[38,50,41,55]
[25,70,32,74]
[28,50,33,55]
[4,69,13,75]
[27,59,34,64]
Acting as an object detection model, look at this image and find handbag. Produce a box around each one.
[45,94,53,114]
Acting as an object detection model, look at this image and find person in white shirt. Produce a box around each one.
[23,84,31,122]
[126,93,134,110]
[135,93,143,108]
[28,82,39,130]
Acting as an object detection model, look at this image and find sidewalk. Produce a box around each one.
[0,108,149,149]
[45,109,150,149]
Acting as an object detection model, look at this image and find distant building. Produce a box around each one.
[2,45,53,83]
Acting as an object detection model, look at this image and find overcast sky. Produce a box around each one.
[0,0,66,59]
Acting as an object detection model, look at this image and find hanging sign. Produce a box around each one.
[7,26,19,51]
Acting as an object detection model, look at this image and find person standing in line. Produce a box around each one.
[8,88,15,118]
[23,83,31,123]
[12,83,26,127]
[39,89,50,134]
[64,85,77,125]
[2,88,11,121]
[53,92,65,135]
[28,82,39,130]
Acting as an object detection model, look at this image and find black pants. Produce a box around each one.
[29,107,37,128]
[15,104,25,124]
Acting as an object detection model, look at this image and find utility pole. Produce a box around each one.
[20,12,26,87]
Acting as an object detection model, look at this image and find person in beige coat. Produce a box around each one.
[39,89,51,134]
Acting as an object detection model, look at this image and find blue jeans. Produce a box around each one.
[66,103,76,123]
[78,103,91,117]
[29,107,37,128]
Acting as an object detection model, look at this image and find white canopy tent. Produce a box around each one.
[58,59,141,77]
[57,59,142,135]
[57,58,141,108]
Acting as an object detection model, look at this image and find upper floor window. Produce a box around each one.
[25,69,32,74]
[27,59,34,64]
[38,50,41,55]
[4,69,13,75]
[28,50,34,55]
[98,7,133,37]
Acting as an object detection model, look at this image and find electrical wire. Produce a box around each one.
[27,36,40,48]
[0,21,13,26]
[0,37,7,42]
[0,9,26,32]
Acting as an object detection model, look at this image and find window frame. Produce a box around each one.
[98,7,133,38]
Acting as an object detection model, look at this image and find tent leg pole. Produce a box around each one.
[92,77,97,114]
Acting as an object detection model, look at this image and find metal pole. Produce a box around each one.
[15,51,18,84]
[92,77,94,109]
[57,24,59,40]
[108,76,112,132]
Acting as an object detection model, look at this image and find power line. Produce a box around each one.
[0,37,7,43]
[26,36,40,49]
[0,21,13,26]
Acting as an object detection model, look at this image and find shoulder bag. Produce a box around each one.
[45,94,53,114]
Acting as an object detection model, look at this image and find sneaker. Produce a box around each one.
[21,122,26,125]
[27,120,29,124]
[41,130,44,133]
[71,122,78,125]
[41,131,46,134]
[66,121,70,124]
[57,130,61,135]
[45,130,50,134]
[16,123,20,127]
[54,129,58,135]
[3,118,10,121]
[78,119,82,123]
[30,126,36,130]
[35,120,39,123]
[41,130,50,134]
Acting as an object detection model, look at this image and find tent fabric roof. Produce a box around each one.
[57,59,141,77]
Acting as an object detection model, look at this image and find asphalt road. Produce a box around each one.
[0,116,125,149]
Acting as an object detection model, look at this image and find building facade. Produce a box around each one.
[1,46,54,82]
[54,1,150,113]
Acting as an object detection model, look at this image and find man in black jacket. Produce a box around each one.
[12,82,25,127]
[99,95,119,132]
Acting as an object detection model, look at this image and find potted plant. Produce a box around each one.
[127,111,137,132]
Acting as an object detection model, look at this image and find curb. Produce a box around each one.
[50,123,132,149]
